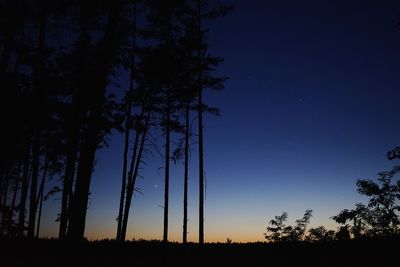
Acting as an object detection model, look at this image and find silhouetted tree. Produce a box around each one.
[333,169,400,237]
[27,0,50,238]
[67,0,128,241]
[0,0,230,242]
[332,203,370,238]
[264,212,290,242]
[116,0,139,242]
[190,0,231,244]
[306,226,335,242]
[265,209,313,242]
[0,0,67,238]
[287,209,313,241]
[35,151,49,238]
[335,225,351,240]
[142,0,191,243]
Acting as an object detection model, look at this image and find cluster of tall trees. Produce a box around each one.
[0,0,230,243]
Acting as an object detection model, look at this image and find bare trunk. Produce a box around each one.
[183,103,189,243]
[0,172,4,207]
[120,111,151,241]
[18,143,31,236]
[117,102,130,240]
[59,93,81,239]
[27,135,40,238]
[198,87,204,244]
[197,0,205,245]
[163,94,171,243]
[28,1,47,237]
[119,108,143,240]
[117,1,137,241]
[8,161,21,235]
[58,1,90,240]
[36,156,48,238]
[59,137,78,239]
[1,168,10,208]
[67,114,99,240]
[0,167,10,231]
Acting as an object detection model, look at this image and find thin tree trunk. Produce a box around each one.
[18,143,31,236]
[36,156,48,238]
[8,161,21,235]
[0,171,4,208]
[183,103,189,243]
[118,108,143,241]
[120,111,151,241]
[117,1,137,241]
[198,87,204,244]
[117,101,131,241]
[163,94,171,243]
[197,0,205,245]
[28,0,47,238]
[1,168,10,209]
[0,167,10,232]
[59,92,81,239]
[28,135,40,238]
[59,137,78,239]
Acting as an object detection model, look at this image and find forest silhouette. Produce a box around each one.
[1,0,400,266]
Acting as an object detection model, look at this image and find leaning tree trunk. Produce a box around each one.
[120,109,150,241]
[117,99,131,241]
[117,1,138,241]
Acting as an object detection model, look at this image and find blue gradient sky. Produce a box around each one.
[41,0,400,242]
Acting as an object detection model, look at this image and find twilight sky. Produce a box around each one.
[42,0,400,242]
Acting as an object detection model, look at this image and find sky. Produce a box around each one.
[41,0,400,243]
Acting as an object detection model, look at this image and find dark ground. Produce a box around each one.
[1,237,399,267]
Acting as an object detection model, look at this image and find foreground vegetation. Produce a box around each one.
[265,147,400,242]
[1,237,399,267]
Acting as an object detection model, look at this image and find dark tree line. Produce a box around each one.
[0,0,231,243]
[265,147,400,243]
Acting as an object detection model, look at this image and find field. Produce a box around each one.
[1,237,399,267]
